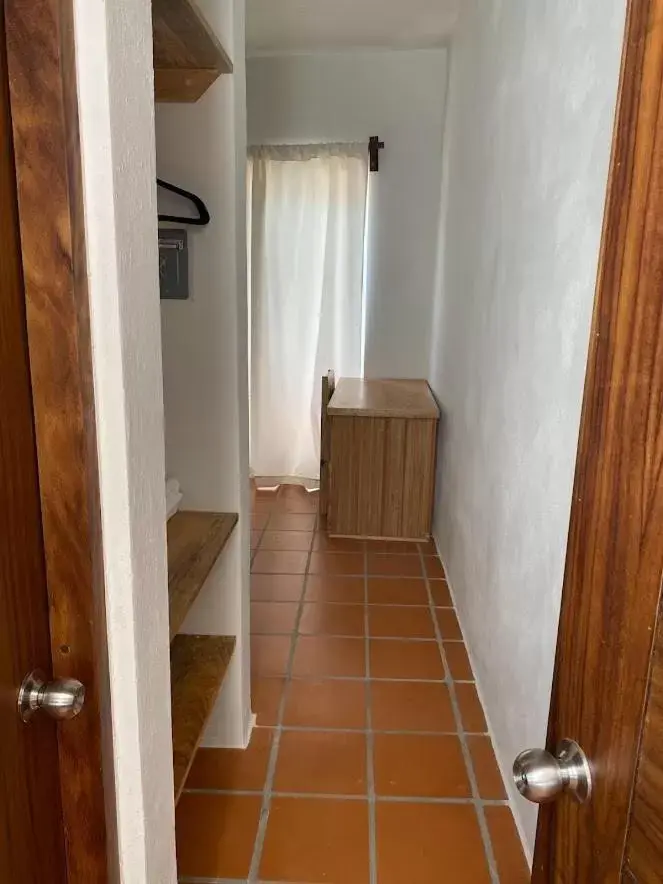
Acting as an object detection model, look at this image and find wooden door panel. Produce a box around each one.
[0,6,66,880]
[3,1,110,880]
[533,1,663,880]
[624,608,663,881]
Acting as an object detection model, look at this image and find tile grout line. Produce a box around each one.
[253,569,445,578]
[253,600,457,609]
[363,541,378,884]
[417,545,501,884]
[184,787,510,806]
[255,672,478,688]
[249,505,270,567]
[246,498,317,883]
[283,674,477,684]
[247,724,490,736]
[252,630,455,642]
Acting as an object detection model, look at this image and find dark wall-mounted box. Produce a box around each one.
[159,228,189,300]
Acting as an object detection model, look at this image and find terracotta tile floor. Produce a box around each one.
[176,484,530,883]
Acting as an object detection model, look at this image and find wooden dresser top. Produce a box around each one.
[328,379,440,419]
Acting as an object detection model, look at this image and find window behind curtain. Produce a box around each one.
[247,143,369,484]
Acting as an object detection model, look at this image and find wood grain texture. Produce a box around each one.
[4,1,109,880]
[329,415,437,540]
[402,420,437,539]
[319,371,336,518]
[357,417,386,537]
[168,511,238,641]
[152,0,232,103]
[329,416,359,535]
[533,2,663,880]
[381,419,407,537]
[0,10,67,878]
[154,68,221,104]
[327,378,440,419]
[625,607,663,881]
[171,634,236,802]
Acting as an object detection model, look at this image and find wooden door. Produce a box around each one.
[531,0,663,880]
[0,1,109,881]
[0,13,67,881]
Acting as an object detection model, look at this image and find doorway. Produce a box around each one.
[24,0,663,881]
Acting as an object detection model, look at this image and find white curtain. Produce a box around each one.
[248,143,369,484]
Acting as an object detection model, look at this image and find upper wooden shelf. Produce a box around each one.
[171,633,235,802]
[152,0,233,103]
[167,510,238,641]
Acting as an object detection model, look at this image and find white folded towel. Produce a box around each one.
[166,477,183,521]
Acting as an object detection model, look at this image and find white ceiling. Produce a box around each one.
[246,0,460,54]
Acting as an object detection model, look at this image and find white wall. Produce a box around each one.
[156,0,252,747]
[247,50,447,378]
[74,0,176,881]
[429,0,627,856]
[246,0,459,54]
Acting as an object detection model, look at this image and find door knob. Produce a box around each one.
[513,739,592,804]
[18,670,86,722]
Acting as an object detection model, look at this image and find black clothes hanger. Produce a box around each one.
[157,178,211,227]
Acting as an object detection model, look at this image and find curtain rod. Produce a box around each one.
[369,136,385,172]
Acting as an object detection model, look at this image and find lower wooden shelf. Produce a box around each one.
[167,511,238,641]
[171,633,236,803]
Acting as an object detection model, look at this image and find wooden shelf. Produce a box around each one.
[152,0,233,103]
[167,513,238,802]
[171,633,235,803]
[167,511,238,641]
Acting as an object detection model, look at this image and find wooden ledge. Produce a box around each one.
[153,0,233,103]
[167,511,238,642]
[171,633,235,803]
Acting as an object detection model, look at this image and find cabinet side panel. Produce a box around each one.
[402,419,437,539]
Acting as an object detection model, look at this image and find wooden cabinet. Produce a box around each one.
[327,379,439,540]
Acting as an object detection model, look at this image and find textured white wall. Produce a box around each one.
[246,0,459,53]
[429,0,627,856]
[156,0,252,747]
[247,50,447,378]
[74,0,176,881]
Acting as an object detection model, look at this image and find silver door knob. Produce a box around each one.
[513,739,592,804]
[18,670,86,722]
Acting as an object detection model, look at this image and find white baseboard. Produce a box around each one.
[431,533,534,869]
[243,711,257,749]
